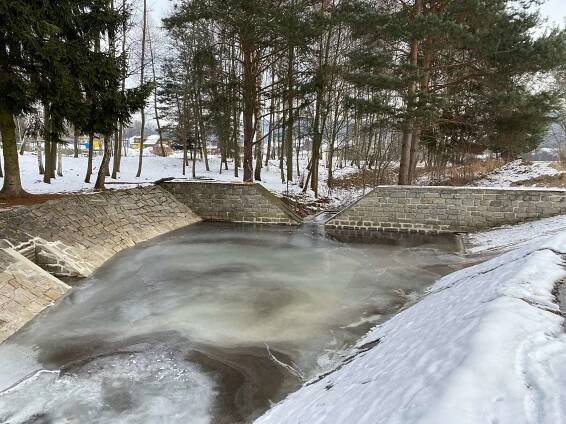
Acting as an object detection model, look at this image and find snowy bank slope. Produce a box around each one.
[467,214,566,254]
[473,160,561,187]
[256,234,566,424]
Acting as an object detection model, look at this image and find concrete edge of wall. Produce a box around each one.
[373,185,566,192]
[253,183,303,224]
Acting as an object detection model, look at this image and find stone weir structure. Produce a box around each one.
[160,180,302,225]
[0,182,300,343]
[326,186,566,235]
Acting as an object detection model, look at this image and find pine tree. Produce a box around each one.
[166,0,305,182]
[343,0,566,183]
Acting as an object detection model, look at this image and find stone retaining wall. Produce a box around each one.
[326,186,566,234]
[0,186,201,342]
[0,186,201,275]
[161,181,302,225]
[0,248,71,343]
[0,181,303,343]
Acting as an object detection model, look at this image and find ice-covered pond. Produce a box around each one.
[0,222,467,424]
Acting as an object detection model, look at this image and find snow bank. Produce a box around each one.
[473,160,561,187]
[467,214,566,254]
[256,234,566,424]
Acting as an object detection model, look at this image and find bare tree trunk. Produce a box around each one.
[136,0,147,178]
[286,44,294,182]
[195,85,210,170]
[265,68,275,167]
[296,105,301,178]
[99,0,116,188]
[57,143,63,177]
[308,7,336,195]
[85,28,102,184]
[37,138,44,175]
[233,97,240,178]
[19,139,28,155]
[280,107,286,184]
[327,100,340,185]
[112,124,122,179]
[85,133,94,183]
[43,106,53,184]
[95,135,112,190]
[192,145,197,178]
[73,127,80,158]
[0,110,26,197]
[49,137,57,179]
[399,0,422,185]
[309,96,323,196]
[242,42,256,182]
[148,27,167,158]
[408,32,432,183]
[254,101,263,181]
[182,135,188,176]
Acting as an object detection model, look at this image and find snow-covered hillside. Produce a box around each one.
[256,230,566,424]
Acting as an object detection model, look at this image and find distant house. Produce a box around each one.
[130,135,171,150]
[79,135,102,151]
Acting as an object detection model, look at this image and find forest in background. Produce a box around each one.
[1,0,566,198]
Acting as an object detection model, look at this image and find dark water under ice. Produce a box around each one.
[0,222,469,424]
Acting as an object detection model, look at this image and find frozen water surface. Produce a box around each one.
[0,222,467,423]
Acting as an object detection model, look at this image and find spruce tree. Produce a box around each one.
[0,0,148,196]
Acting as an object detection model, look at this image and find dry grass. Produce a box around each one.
[327,158,505,190]
[418,159,505,186]
[549,162,566,172]
[279,194,332,217]
[328,168,397,191]
[512,173,566,188]
[0,192,68,209]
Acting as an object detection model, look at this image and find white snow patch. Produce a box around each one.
[4,152,365,209]
[467,214,566,254]
[255,233,566,424]
[473,160,561,187]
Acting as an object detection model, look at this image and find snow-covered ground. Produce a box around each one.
[473,159,562,187]
[467,214,566,254]
[5,152,364,208]
[7,153,566,207]
[256,231,566,424]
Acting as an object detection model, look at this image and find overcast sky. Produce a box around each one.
[540,0,566,26]
[151,0,566,27]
